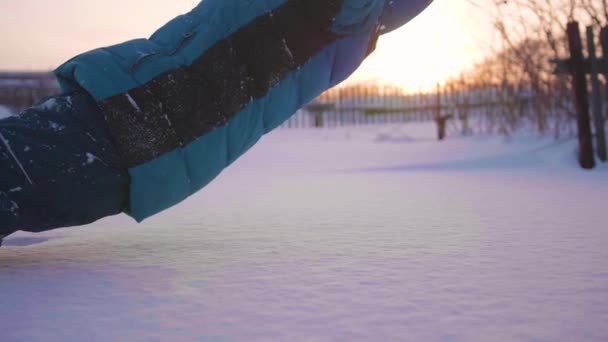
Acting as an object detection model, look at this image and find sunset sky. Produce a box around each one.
[0,0,493,92]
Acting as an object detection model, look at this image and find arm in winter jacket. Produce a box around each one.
[54,0,433,222]
[1,0,433,239]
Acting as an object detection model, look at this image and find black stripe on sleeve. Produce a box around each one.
[101,0,344,167]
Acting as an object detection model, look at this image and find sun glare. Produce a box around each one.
[348,0,491,93]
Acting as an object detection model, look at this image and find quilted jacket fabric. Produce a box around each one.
[0,0,430,235]
[48,0,433,222]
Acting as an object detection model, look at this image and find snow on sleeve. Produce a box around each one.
[0,105,14,120]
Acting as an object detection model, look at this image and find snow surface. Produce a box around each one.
[1,123,607,341]
[0,105,13,119]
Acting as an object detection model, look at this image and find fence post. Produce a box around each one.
[435,83,448,140]
[587,26,607,162]
[567,22,595,169]
[313,110,323,128]
[597,26,608,162]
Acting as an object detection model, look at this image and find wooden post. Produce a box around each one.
[436,83,442,139]
[598,26,608,161]
[587,26,607,162]
[435,83,449,140]
[310,110,323,128]
[567,22,595,169]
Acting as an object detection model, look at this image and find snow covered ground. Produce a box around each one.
[0,105,14,119]
[1,123,607,341]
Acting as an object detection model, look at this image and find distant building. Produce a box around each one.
[0,72,60,113]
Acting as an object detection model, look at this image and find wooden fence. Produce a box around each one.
[0,72,59,113]
[552,22,608,169]
[280,84,537,136]
[0,71,565,141]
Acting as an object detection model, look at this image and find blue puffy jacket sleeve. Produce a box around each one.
[2,0,433,237]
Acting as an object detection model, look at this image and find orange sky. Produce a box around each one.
[0,0,493,92]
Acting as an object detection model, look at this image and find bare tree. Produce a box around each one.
[444,0,607,137]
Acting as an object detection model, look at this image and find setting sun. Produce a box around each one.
[349,0,492,91]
